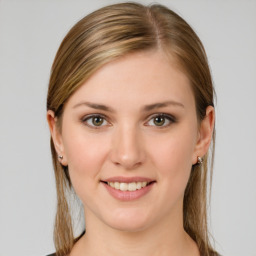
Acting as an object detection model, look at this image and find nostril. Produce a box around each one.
[109,132,146,169]
[112,156,143,170]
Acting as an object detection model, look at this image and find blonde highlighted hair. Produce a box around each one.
[47,2,217,256]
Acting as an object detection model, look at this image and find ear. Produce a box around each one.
[192,106,215,165]
[47,110,68,166]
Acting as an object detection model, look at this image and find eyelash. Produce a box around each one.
[81,113,176,129]
[145,113,176,128]
[82,114,110,129]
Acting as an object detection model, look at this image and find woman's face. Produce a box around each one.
[49,50,210,232]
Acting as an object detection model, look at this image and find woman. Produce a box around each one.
[47,2,218,256]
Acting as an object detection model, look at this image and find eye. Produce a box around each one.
[146,114,175,127]
[83,115,109,128]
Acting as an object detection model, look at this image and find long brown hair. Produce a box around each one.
[47,3,217,256]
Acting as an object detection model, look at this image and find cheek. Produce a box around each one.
[62,129,110,189]
[147,124,197,187]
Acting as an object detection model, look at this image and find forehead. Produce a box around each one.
[66,50,194,109]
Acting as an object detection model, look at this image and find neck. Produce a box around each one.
[71,207,199,256]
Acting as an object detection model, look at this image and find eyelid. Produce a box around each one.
[81,112,176,128]
[81,113,111,128]
[144,113,176,127]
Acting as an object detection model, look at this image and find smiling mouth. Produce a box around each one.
[102,181,155,192]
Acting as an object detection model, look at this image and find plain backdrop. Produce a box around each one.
[0,0,255,256]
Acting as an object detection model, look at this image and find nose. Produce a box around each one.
[110,124,146,170]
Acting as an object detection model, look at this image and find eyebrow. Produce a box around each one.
[73,102,115,112]
[73,100,184,112]
[142,101,184,111]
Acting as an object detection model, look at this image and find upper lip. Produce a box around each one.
[102,176,155,183]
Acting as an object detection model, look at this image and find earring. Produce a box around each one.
[58,155,63,160]
[197,156,203,164]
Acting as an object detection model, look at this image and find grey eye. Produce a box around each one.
[84,115,108,127]
[147,114,174,127]
[153,116,166,126]
[91,116,104,126]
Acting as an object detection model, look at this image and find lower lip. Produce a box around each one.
[102,182,155,201]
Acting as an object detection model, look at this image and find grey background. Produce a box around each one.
[0,0,255,255]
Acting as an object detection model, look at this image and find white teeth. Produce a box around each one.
[107,181,149,191]
[114,182,120,189]
[119,183,128,191]
[136,182,142,190]
[128,182,136,191]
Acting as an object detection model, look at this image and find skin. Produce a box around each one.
[48,50,214,256]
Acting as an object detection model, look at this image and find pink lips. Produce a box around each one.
[103,176,154,183]
[101,176,156,201]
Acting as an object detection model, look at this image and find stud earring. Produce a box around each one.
[58,155,63,160]
[197,156,203,164]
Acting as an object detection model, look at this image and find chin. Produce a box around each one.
[108,221,150,233]
[103,209,152,232]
